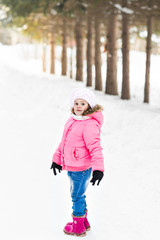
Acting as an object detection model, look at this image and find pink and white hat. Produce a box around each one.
[71,88,96,108]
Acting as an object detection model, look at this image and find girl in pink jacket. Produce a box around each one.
[51,88,104,237]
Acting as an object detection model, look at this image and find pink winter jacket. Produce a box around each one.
[52,107,104,172]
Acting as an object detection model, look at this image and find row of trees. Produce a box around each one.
[1,0,160,104]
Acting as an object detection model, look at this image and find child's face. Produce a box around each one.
[73,98,89,116]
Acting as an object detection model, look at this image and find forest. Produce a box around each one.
[1,0,160,103]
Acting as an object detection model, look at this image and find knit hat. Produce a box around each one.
[71,88,96,108]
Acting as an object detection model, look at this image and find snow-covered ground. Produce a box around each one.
[0,44,160,240]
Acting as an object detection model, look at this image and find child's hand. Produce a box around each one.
[90,170,104,186]
[50,162,62,175]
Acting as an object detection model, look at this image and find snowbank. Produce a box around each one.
[0,44,160,240]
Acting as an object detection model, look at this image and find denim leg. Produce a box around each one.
[68,168,92,217]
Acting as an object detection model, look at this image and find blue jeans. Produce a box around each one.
[67,168,92,217]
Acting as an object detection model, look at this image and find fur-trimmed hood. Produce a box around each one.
[82,104,103,116]
[84,104,103,128]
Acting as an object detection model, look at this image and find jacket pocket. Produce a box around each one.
[72,148,79,161]
[72,147,89,161]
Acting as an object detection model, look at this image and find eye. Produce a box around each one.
[74,102,78,105]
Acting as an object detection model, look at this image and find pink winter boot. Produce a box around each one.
[84,210,91,231]
[64,215,86,236]
[66,210,91,231]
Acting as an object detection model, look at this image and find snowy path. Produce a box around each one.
[0,46,160,240]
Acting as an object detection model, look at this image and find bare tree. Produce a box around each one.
[42,36,47,72]
[86,15,93,86]
[95,17,102,91]
[75,18,84,81]
[62,18,67,75]
[69,22,74,79]
[144,16,152,103]
[105,13,118,95]
[49,32,55,74]
[121,0,130,100]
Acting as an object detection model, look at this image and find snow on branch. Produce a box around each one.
[110,2,134,14]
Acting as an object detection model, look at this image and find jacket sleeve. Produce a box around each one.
[83,121,104,172]
[52,141,62,165]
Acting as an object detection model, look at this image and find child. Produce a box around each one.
[51,88,104,237]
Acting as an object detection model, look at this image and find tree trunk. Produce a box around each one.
[42,38,47,72]
[105,13,118,95]
[86,16,93,86]
[62,19,67,76]
[75,19,83,81]
[144,17,152,103]
[49,32,55,74]
[69,24,74,79]
[121,0,130,100]
[70,34,73,79]
[95,18,102,91]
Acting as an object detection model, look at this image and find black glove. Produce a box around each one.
[90,170,104,186]
[50,162,62,175]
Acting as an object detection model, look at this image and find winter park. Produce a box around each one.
[0,1,160,240]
